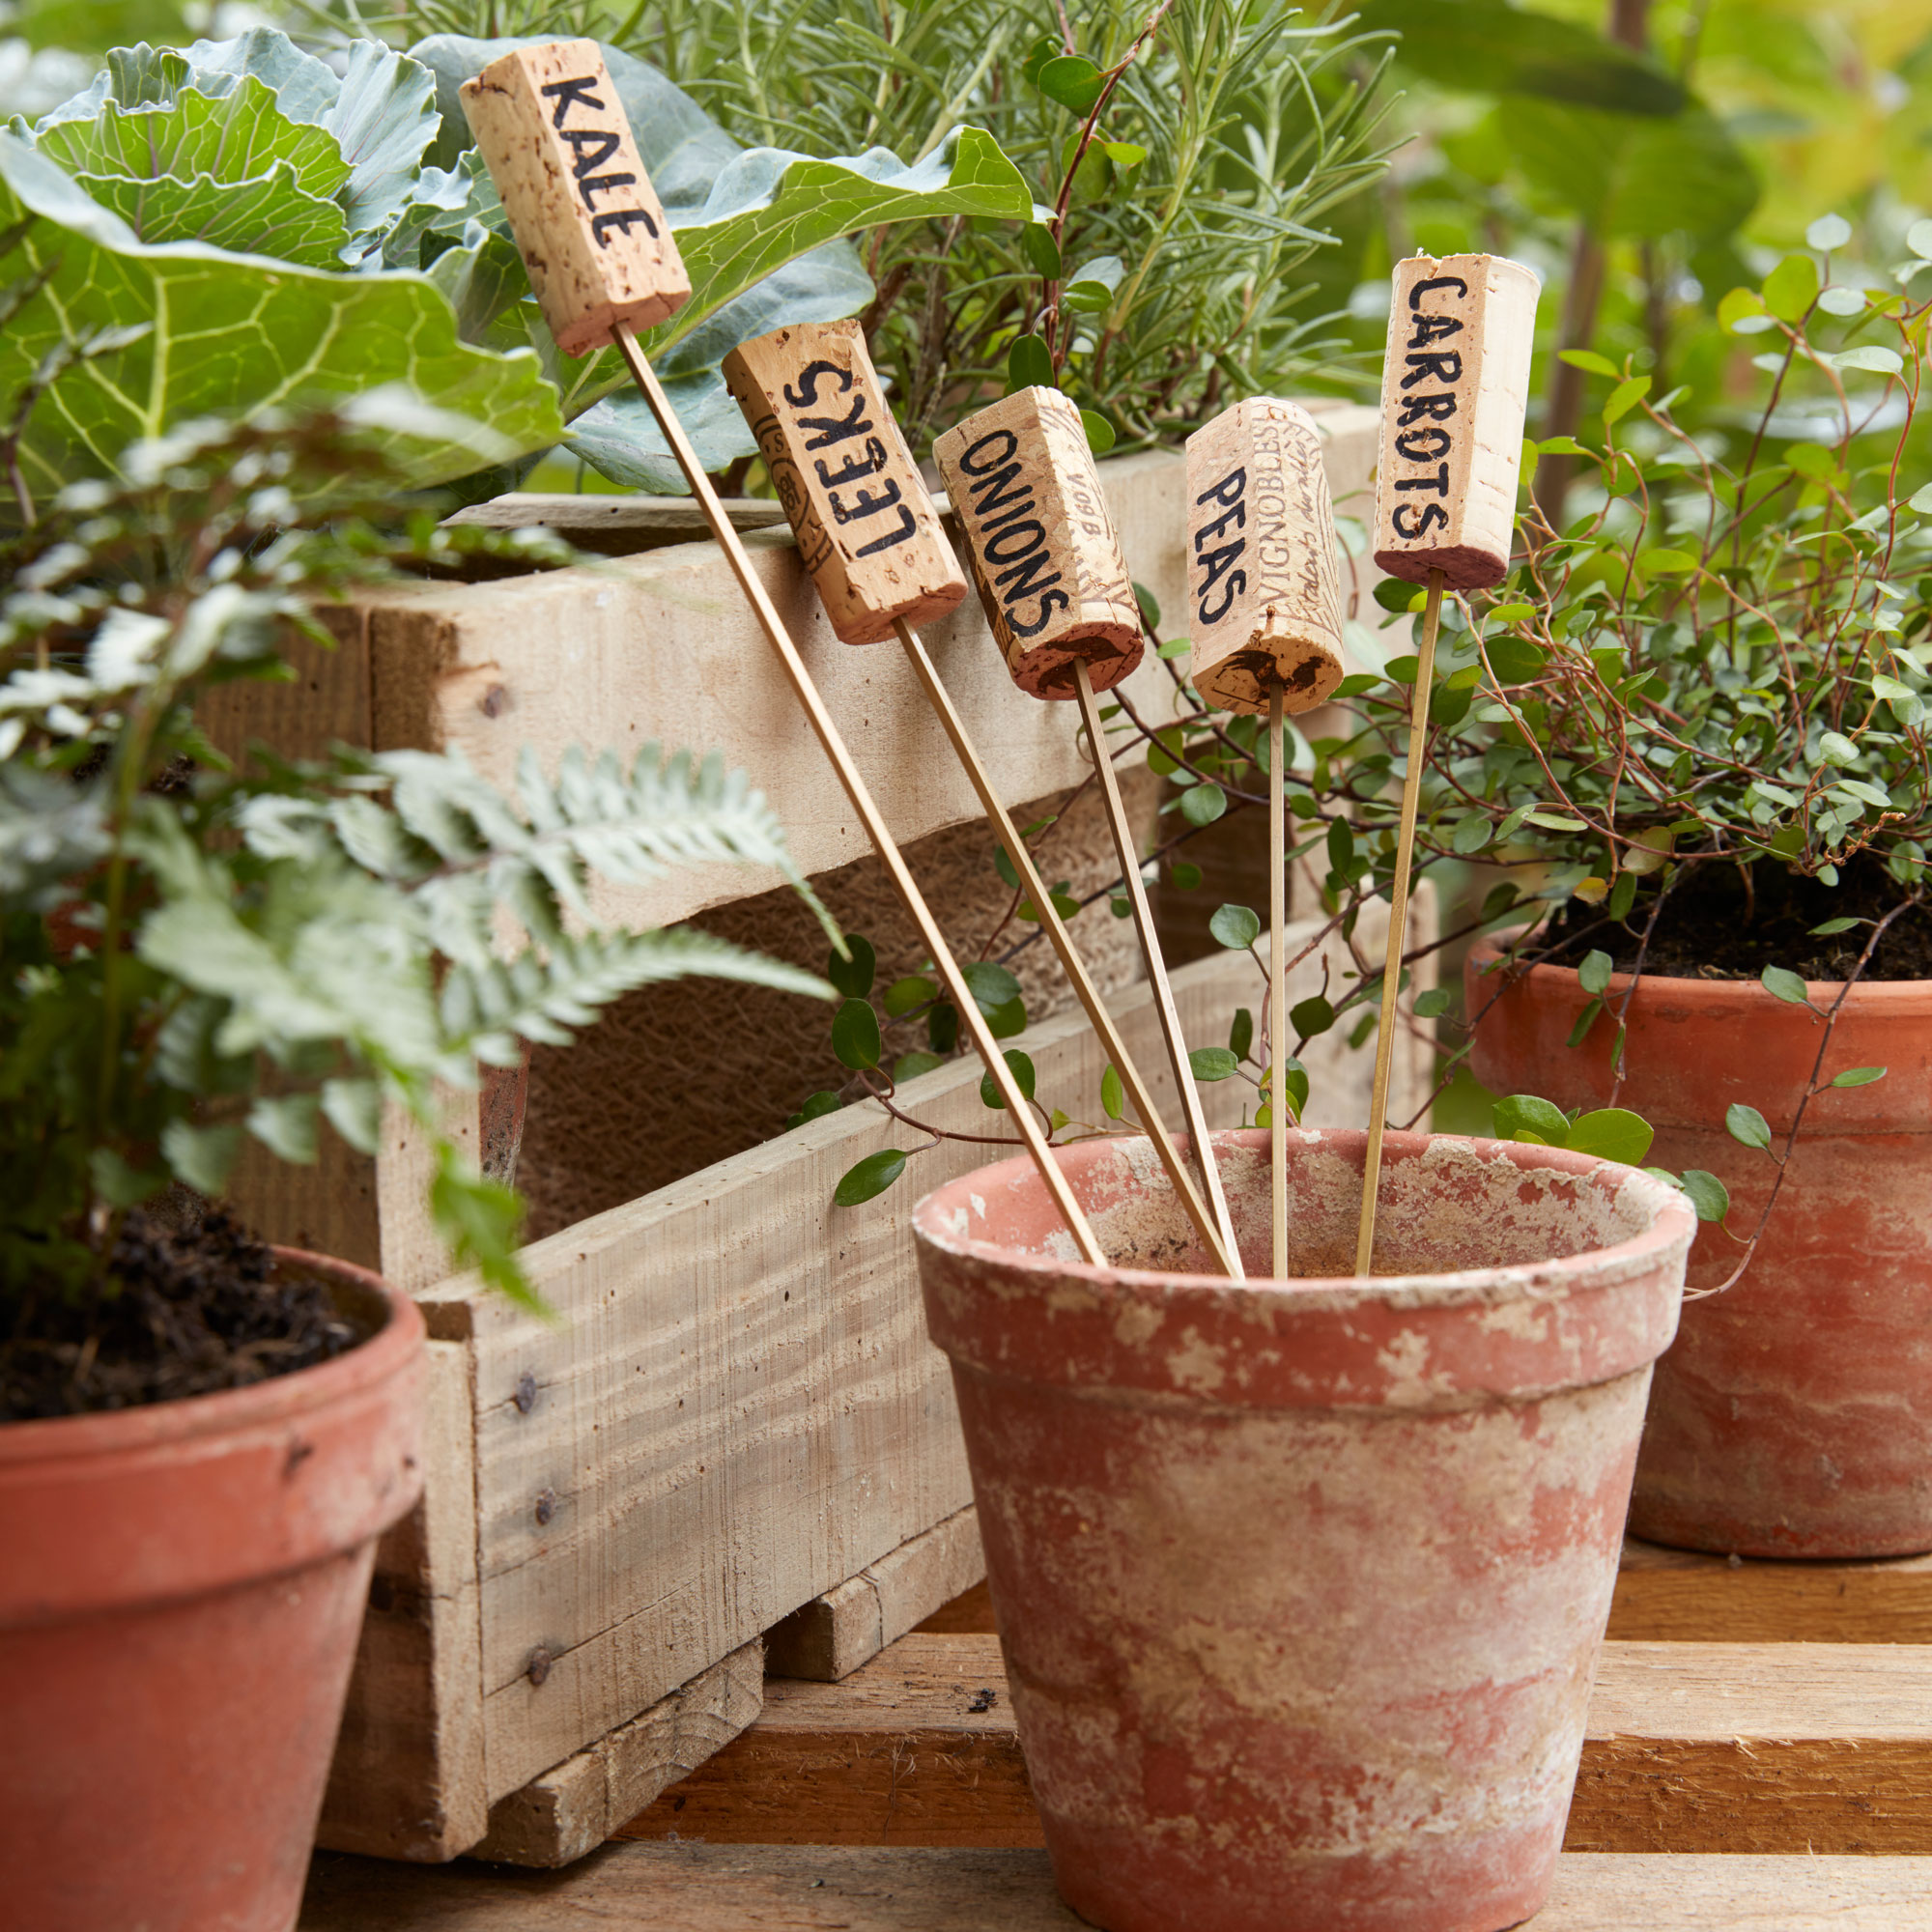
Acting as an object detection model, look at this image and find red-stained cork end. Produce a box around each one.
[1373,252,1540,590]
[933,388,1144,700]
[461,39,690,358]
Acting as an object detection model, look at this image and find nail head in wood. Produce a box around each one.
[722,320,967,644]
[933,386,1143,700]
[1183,396,1348,718]
[460,39,689,358]
[1373,252,1540,590]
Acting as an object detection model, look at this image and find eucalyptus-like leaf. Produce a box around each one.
[1725,1102,1774,1151]
[834,1148,910,1208]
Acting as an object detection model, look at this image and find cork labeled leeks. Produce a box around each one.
[1183,397,1347,718]
[932,387,1143,699]
[723,321,967,644]
[1373,252,1540,589]
[460,39,689,356]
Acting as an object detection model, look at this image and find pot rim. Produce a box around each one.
[913,1126,1696,1313]
[0,1247,423,1466]
[1467,928,1932,1009]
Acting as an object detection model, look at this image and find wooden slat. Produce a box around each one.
[612,1633,1932,1855]
[430,910,1433,1806]
[318,1339,488,1861]
[1611,1534,1932,1644]
[470,1638,763,1868]
[442,493,787,554]
[299,1845,1932,1929]
[765,1504,986,1682]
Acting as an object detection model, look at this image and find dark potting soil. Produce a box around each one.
[1541,857,1932,983]
[1,1207,365,1423]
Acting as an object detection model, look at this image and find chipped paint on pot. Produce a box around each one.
[913,1128,1691,1932]
[1466,934,1932,1557]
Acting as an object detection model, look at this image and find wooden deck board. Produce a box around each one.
[1610,1536,1932,1644]
[607,1634,1932,1854]
[299,1845,1932,1928]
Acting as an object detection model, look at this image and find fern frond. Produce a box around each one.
[440,925,836,1060]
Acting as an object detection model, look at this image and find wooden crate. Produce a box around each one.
[202,405,1444,1864]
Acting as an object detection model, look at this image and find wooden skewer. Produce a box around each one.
[932,386,1244,1276]
[1072,657,1241,1274]
[1182,397,1349,1279]
[1356,250,1542,1273]
[717,319,1234,1274]
[1352,566,1443,1277]
[462,43,1106,1267]
[895,620,1237,1275]
[1267,685,1287,1279]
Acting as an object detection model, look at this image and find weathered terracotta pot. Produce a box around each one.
[913,1128,1691,1932]
[0,1251,425,1932]
[1467,935,1932,1558]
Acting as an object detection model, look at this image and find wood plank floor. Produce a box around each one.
[610,1633,1932,1855]
[300,1845,1932,1929]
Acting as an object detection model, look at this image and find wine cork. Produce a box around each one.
[461,39,689,357]
[722,321,967,645]
[1182,397,1347,717]
[932,387,1143,700]
[1373,252,1539,589]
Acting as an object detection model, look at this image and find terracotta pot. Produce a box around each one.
[1466,935,1932,1557]
[0,1250,426,1932]
[913,1128,1690,1932]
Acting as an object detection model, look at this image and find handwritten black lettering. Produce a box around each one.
[590,208,658,245]
[1407,274,1468,307]
[1402,351,1463,387]
[829,477,903,525]
[1395,465,1450,496]
[798,392,870,450]
[541,75,605,128]
[1396,393,1459,426]
[1006,586,1070,637]
[1395,427,1452,462]
[855,505,919,555]
[1393,502,1449,538]
[782,360,850,410]
[1406,311,1463,348]
[813,438,888,491]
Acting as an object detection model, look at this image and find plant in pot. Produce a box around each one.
[1436,218,1932,1557]
[0,413,838,1932]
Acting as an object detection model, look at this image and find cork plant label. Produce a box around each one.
[1373,253,1540,590]
[933,386,1143,699]
[461,38,690,356]
[723,321,967,644]
[1183,397,1347,717]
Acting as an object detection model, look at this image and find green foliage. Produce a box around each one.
[1491,1094,1653,1166]
[441,0,1397,456]
[0,413,834,1309]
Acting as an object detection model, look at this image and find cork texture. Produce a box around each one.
[1183,397,1347,717]
[461,39,688,357]
[1373,253,1539,590]
[722,321,967,645]
[933,387,1144,700]
[514,769,1159,1237]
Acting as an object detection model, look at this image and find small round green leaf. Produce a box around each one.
[1020,222,1062,279]
[1676,1168,1731,1223]
[792,1090,841,1127]
[1289,994,1335,1038]
[1809,917,1860,936]
[1169,860,1203,892]
[1189,1046,1239,1082]
[984,996,1028,1039]
[1100,1064,1125,1120]
[1725,1102,1774,1151]
[1228,1007,1254,1059]
[884,974,936,1017]
[1414,987,1452,1019]
[1007,332,1055,393]
[1759,964,1812,1006]
[1805,213,1852,251]
[1208,902,1261,950]
[828,934,876,1000]
[1564,1107,1655,1166]
[928,1000,959,1053]
[1451,814,1493,855]
[1373,576,1421,613]
[1081,408,1117,455]
[1179,781,1227,827]
[1492,1094,1571,1145]
[1279,1058,1310,1120]
[894,1051,944,1083]
[1831,1065,1888,1088]
[834,1149,909,1207]
[962,960,1021,1012]
[980,1048,1037,1110]
[1036,51,1105,113]
[1578,949,1614,996]
[1763,252,1820,324]
[832,998,882,1069]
